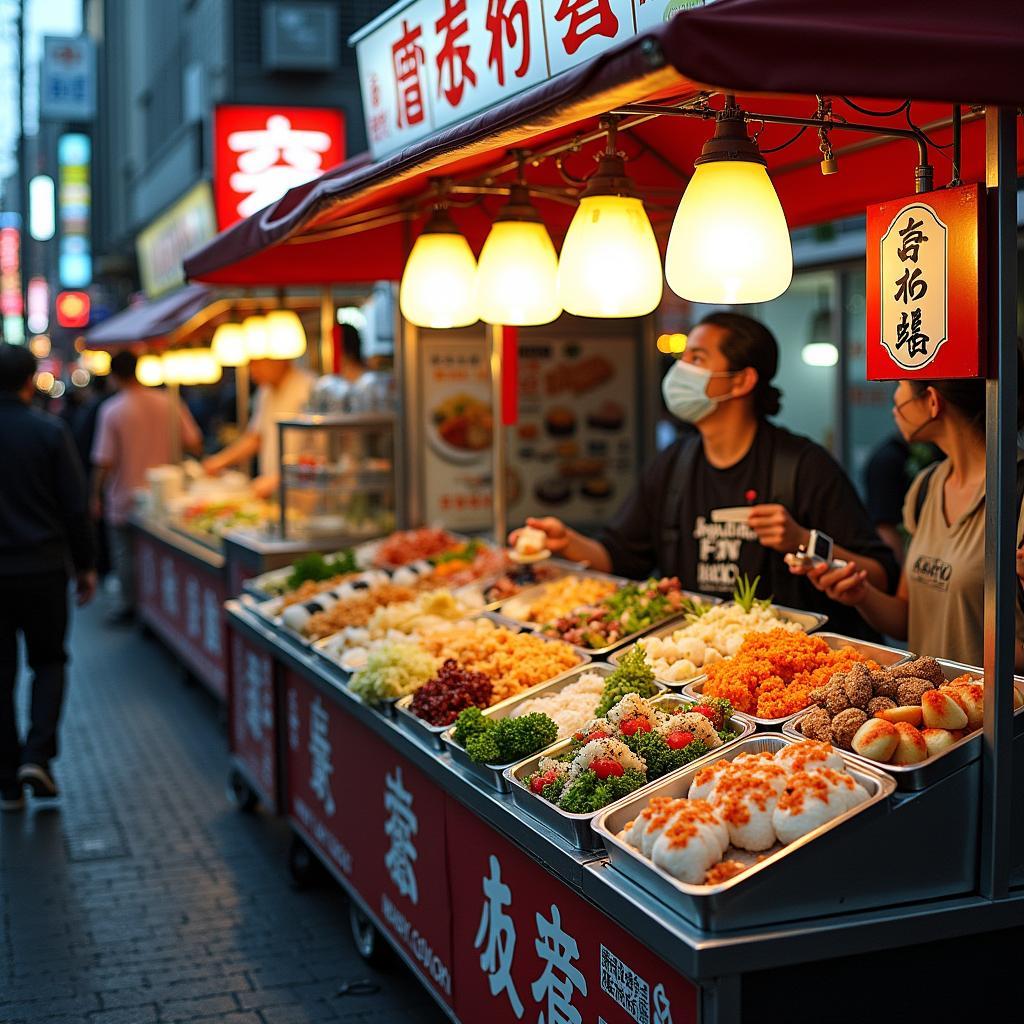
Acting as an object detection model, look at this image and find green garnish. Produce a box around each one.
[733,574,772,614]
[557,768,646,814]
[285,550,357,591]
[454,708,558,764]
[594,647,658,717]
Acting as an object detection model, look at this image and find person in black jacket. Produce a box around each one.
[511,313,898,640]
[0,344,96,810]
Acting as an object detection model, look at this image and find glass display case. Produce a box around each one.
[276,413,397,542]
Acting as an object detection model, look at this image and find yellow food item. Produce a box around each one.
[522,576,618,624]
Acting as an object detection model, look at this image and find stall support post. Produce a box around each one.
[488,323,507,547]
[235,362,250,433]
[981,105,1018,901]
[320,287,335,375]
[168,381,182,465]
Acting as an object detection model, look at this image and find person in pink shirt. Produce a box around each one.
[91,351,202,621]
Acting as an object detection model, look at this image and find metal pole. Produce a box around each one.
[235,362,250,432]
[488,323,507,547]
[980,105,1018,900]
[320,286,334,375]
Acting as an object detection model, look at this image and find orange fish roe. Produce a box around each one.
[777,767,855,815]
[636,796,685,835]
[702,630,876,719]
[662,800,722,849]
[779,740,837,772]
[704,859,748,885]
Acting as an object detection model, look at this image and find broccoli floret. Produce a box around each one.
[557,767,646,814]
[540,776,567,803]
[465,730,501,764]
[493,713,558,763]
[452,706,489,747]
[594,647,657,717]
[624,730,710,779]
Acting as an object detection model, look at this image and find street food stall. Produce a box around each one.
[182,0,1024,1019]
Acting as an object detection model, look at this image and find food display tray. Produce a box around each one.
[476,558,581,613]
[438,662,618,787]
[241,550,372,601]
[495,574,723,659]
[592,734,897,931]
[784,658,1024,791]
[502,699,757,851]
[610,604,830,693]
[681,632,909,730]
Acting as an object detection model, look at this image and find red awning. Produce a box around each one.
[185,0,1024,287]
[85,284,216,347]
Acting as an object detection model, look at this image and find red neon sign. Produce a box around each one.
[56,290,90,328]
[212,105,345,229]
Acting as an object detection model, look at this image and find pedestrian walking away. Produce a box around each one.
[0,344,97,811]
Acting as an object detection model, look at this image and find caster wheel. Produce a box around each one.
[288,835,325,889]
[349,903,390,968]
[226,768,258,812]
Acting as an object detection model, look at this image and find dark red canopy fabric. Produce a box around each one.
[185,0,1024,287]
[85,283,215,347]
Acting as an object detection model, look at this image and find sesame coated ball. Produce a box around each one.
[843,672,873,710]
[866,696,897,717]
[831,707,868,750]
[870,670,901,701]
[824,686,851,717]
[897,677,935,706]
[799,706,833,742]
[893,657,946,688]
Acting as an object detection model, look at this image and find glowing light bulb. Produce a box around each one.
[265,309,307,360]
[136,354,164,386]
[212,323,248,366]
[243,315,270,358]
[399,209,478,329]
[476,186,561,326]
[665,113,792,305]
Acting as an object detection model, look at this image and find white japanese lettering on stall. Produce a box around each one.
[384,765,419,903]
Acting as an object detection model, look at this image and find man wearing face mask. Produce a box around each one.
[513,312,898,640]
[794,368,1024,668]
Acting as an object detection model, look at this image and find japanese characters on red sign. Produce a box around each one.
[212,105,345,229]
[283,672,454,1005]
[866,183,984,381]
[356,0,678,158]
[229,632,278,809]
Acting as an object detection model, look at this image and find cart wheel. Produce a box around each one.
[288,834,324,888]
[226,768,258,812]
[349,903,390,967]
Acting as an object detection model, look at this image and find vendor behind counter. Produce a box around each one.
[513,313,900,641]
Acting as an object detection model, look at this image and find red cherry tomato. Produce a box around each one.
[584,729,610,742]
[619,717,652,737]
[530,775,547,794]
[590,758,625,780]
[666,730,695,750]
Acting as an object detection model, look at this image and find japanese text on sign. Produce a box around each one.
[879,203,948,372]
[384,765,420,903]
[354,0,703,158]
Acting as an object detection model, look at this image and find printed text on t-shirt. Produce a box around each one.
[693,516,758,591]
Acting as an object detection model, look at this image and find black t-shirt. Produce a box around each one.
[865,435,911,526]
[598,423,900,640]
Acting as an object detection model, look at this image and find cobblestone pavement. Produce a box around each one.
[0,602,448,1024]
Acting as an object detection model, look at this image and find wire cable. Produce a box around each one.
[839,96,911,117]
[760,124,809,153]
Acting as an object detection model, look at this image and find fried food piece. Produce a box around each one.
[799,706,833,743]
[866,696,897,717]
[870,669,901,702]
[830,707,868,750]
[892,657,945,688]
[897,677,935,707]
[823,686,851,716]
[843,670,873,710]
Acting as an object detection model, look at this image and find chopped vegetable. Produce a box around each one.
[593,647,658,717]
[557,768,646,814]
[285,550,357,591]
[453,707,559,764]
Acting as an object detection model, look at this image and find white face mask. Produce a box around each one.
[661,359,736,424]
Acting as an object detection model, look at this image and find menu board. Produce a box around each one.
[418,326,641,533]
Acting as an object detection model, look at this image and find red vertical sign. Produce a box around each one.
[446,797,698,1024]
[229,632,278,809]
[866,183,984,381]
[283,671,454,1007]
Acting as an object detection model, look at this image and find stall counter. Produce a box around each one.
[224,599,1024,1024]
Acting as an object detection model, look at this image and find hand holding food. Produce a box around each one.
[509,524,551,564]
[746,504,809,554]
[508,517,572,556]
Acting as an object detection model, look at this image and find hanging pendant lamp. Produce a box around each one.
[665,102,793,305]
[558,120,663,318]
[399,206,479,329]
[476,184,561,327]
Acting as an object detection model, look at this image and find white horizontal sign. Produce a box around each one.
[353,0,707,159]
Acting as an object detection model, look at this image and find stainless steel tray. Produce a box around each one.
[241,551,365,601]
[490,568,627,626]
[610,603,830,691]
[475,558,580,612]
[593,734,896,930]
[396,657,608,753]
[502,698,757,850]
[784,658,1024,791]
[681,631,907,729]
[496,574,723,659]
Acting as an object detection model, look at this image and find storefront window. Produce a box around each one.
[749,269,840,455]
